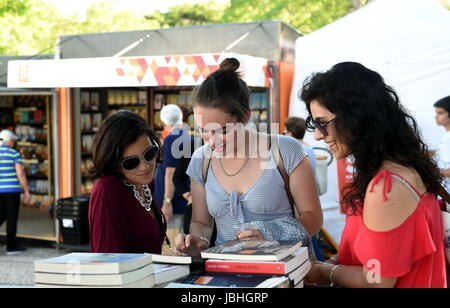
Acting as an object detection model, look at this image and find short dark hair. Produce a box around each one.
[90,110,160,180]
[192,58,251,123]
[434,96,450,115]
[284,117,306,139]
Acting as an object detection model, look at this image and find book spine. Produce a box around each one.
[205,261,286,275]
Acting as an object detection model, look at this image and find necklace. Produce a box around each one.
[219,157,250,177]
[123,180,153,212]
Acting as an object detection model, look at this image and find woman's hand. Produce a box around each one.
[236,229,264,241]
[304,261,333,286]
[174,233,209,257]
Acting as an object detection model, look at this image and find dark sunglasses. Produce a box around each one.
[307,117,336,137]
[120,145,159,171]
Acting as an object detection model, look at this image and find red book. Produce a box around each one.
[205,247,308,275]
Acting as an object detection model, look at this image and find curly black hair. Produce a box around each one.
[301,62,443,215]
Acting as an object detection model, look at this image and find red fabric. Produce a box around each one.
[89,176,164,254]
[339,170,447,288]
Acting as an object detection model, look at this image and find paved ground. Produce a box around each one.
[0,243,72,287]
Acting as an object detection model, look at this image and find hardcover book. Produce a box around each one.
[205,247,308,275]
[201,240,303,261]
[172,273,289,288]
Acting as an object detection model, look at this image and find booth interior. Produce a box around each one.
[0,55,56,242]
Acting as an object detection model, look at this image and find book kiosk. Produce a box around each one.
[7,21,301,247]
[0,55,58,243]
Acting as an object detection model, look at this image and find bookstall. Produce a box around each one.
[8,21,301,245]
[0,56,57,242]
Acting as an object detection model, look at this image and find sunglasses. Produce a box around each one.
[119,145,159,171]
[307,117,336,137]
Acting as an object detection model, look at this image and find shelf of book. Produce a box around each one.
[0,93,56,242]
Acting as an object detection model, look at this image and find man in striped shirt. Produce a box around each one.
[0,129,30,254]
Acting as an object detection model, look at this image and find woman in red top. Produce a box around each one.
[302,62,447,288]
[88,110,169,253]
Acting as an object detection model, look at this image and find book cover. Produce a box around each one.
[150,254,192,265]
[205,247,308,275]
[176,273,289,288]
[34,264,153,286]
[34,253,152,274]
[201,240,303,261]
[153,263,190,286]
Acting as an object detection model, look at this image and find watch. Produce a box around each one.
[164,198,172,204]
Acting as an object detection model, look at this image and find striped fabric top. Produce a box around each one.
[0,145,23,193]
[186,135,308,245]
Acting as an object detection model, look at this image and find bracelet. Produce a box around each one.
[329,264,344,287]
[199,236,210,247]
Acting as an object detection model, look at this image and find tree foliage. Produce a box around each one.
[222,0,352,34]
[0,0,29,17]
[1,0,448,56]
[145,1,226,28]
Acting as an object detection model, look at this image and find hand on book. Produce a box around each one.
[236,229,264,241]
[174,234,209,257]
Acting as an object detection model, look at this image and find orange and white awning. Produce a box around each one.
[8,53,274,89]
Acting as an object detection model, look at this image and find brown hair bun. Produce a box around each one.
[219,58,240,72]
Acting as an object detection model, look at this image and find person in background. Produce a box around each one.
[284,116,317,170]
[174,58,323,257]
[88,111,168,253]
[303,62,447,288]
[434,96,450,192]
[0,129,29,254]
[155,105,190,230]
[284,116,326,261]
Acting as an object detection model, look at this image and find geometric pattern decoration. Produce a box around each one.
[114,54,274,87]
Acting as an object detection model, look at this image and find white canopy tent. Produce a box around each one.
[289,0,450,243]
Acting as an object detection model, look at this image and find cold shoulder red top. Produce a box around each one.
[339,170,447,288]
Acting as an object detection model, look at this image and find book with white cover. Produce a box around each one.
[34,274,155,288]
[153,264,190,285]
[34,264,153,286]
[34,253,152,274]
[288,260,312,286]
[149,254,193,265]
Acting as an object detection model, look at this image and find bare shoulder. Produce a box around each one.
[363,163,424,232]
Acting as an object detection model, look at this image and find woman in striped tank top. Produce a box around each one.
[0,129,30,254]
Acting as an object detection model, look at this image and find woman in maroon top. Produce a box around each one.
[88,111,169,253]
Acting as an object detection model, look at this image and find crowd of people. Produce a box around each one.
[1,57,448,288]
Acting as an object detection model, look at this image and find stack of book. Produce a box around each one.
[167,240,310,288]
[34,253,191,288]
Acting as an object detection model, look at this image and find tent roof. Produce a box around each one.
[58,21,301,62]
[290,0,450,147]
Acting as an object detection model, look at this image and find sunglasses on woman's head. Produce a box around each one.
[119,145,159,171]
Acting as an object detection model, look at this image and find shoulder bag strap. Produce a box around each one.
[266,133,298,217]
[202,146,213,184]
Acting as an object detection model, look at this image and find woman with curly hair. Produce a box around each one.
[303,62,447,288]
